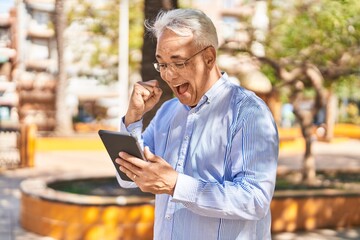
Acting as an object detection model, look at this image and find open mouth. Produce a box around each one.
[173,82,189,95]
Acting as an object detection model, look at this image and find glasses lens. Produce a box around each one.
[174,63,186,70]
[153,63,161,72]
[153,61,186,73]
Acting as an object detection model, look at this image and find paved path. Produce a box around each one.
[1,138,360,239]
[278,139,360,171]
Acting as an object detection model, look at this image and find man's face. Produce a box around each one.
[155,29,212,107]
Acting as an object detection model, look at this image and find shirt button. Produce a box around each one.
[165,215,171,220]
[184,136,189,140]
[177,163,182,167]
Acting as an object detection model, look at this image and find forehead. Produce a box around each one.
[156,29,195,60]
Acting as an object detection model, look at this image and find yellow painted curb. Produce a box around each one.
[36,137,105,151]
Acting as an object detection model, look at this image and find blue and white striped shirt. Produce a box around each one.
[118,73,278,240]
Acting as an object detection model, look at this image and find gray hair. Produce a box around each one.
[145,9,218,49]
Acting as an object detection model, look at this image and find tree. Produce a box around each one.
[54,0,73,135]
[67,0,144,84]
[67,0,178,128]
[142,0,178,128]
[260,0,360,184]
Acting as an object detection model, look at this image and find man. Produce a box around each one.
[115,8,278,240]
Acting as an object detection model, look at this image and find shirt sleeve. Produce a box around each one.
[120,116,143,146]
[172,104,279,221]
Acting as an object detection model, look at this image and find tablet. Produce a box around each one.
[98,129,144,181]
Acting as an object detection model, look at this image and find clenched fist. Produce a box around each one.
[125,80,162,126]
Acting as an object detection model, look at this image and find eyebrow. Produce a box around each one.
[155,53,184,62]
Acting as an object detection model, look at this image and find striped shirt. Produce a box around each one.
[118,73,279,240]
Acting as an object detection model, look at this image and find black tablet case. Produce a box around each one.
[98,129,144,181]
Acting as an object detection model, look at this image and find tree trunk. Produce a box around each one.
[302,126,316,184]
[141,0,178,129]
[300,65,326,183]
[256,59,330,186]
[292,81,317,185]
[54,0,73,136]
[297,112,317,184]
[325,89,337,141]
[266,89,282,126]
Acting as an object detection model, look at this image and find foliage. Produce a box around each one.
[265,0,360,90]
[258,0,360,183]
[67,0,144,84]
[260,64,277,85]
[335,75,360,99]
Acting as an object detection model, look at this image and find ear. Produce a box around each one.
[204,47,216,68]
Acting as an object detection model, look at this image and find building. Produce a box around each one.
[0,1,18,130]
[0,0,120,132]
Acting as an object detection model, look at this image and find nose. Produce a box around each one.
[162,66,178,81]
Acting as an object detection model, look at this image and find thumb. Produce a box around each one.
[144,146,156,162]
[146,87,162,105]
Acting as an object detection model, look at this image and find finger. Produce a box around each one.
[139,80,159,88]
[117,156,141,175]
[145,87,162,105]
[144,146,157,162]
[153,87,163,100]
[119,152,148,168]
[133,85,151,100]
[138,82,154,94]
[119,165,137,181]
[138,81,161,96]
[141,89,152,102]
[118,163,131,175]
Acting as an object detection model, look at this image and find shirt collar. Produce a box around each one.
[203,72,228,104]
[183,72,229,111]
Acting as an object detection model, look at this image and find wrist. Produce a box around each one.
[124,112,143,127]
[168,172,178,196]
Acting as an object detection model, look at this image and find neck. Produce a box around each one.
[207,65,222,88]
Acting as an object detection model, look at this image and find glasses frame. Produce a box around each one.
[153,46,211,73]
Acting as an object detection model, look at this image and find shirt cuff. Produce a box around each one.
[120,117,143,137]
[116,172,137,188]
[172,173,200,203]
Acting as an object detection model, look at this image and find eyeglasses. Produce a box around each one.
[153,46,211,73]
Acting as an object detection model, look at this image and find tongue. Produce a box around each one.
[178,83,189,95]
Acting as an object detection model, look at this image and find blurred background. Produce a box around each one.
[0,0,359,239]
